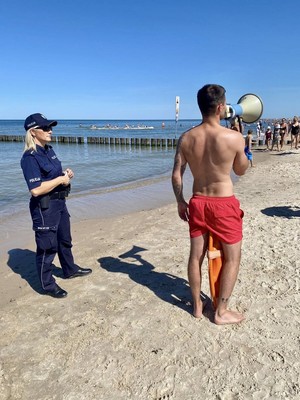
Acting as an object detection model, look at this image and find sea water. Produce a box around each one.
[0,118,257,247]
[0,119,199,244]
[0,119,197,212]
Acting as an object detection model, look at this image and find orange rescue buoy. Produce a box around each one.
[207,232,223,309]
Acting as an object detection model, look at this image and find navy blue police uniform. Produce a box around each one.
[21,144,80,291]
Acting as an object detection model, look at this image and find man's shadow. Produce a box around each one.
[6,249,64,295]
[261,206,300,219]
[98,245,213,319]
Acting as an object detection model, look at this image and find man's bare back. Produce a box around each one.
[171,83,250,325]
[179,120,248,197]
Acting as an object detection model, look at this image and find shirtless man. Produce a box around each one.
[171,84,249,325]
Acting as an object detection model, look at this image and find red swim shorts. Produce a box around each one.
[188,195,244,244]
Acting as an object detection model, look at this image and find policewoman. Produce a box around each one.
[21,113,92,298]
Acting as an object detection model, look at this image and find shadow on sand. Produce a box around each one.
[270,151,300,156]
[98,245,214,320]
[6,248,64,295]
[261,206,300,219]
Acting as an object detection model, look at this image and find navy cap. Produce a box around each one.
[24,113,57,131]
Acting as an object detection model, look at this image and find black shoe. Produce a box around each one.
[45,284,68,298]
[66,267,92,279]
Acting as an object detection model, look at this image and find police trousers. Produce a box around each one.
[30,198,78,291]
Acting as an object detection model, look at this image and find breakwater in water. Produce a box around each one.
[0,134,274,147]
[0,135,179,147]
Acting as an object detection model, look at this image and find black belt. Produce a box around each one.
[50,191,69,200]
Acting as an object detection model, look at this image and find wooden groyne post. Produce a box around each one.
[0,135,179,147]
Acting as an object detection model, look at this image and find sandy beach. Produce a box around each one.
[1,148,300,400]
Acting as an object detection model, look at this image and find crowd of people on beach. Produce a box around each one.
[230,116,300,168]
[253,117,300,151]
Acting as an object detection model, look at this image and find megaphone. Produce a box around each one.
[224,93,263,123]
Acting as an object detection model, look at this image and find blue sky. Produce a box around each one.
[0,0,299,119]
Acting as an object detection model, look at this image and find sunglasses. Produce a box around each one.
[36,126,53,132]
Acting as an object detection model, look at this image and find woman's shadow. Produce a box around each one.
[98,245,213,319]
[6,248,64,295]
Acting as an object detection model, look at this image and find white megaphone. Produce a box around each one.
[224,93,263,123]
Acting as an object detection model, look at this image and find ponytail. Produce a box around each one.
[23,129,36,152]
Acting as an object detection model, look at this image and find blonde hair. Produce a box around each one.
[23,129,37,152]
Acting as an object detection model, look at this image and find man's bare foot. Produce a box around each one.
[214,309,245,325]
[193,301,203,319]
